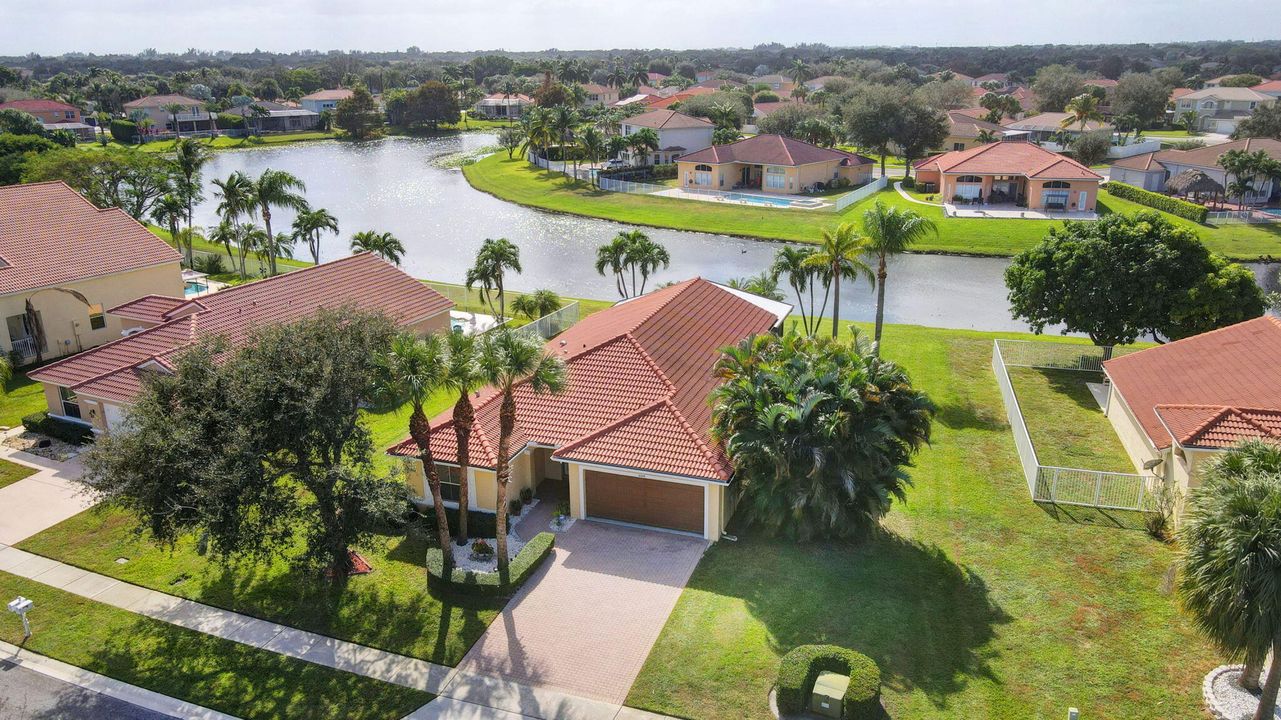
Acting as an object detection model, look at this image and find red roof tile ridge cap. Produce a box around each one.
[622,333,678,394]
[27,315,190,382]
[1169,405,1236,443]
[553,397,672,456]
[1197,409,1281,444]
[628,278,700,333]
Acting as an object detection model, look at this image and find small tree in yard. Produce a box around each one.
[511,289,562,321]
[82,308,405,582]
[1069,130,1112,168]
[499,127,524,159]
[712,332,934,541]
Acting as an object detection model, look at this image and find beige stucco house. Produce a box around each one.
[619,109,714,166]
[123,94,214,134]
[1,181,183,371]
[914,140,1103,211]
[29,253,452,434]
[1108,137,1281,205]
[675,134,873,195]
[1173,86,1275,134]
[388,279,791,542]
[1101,316,1281,498]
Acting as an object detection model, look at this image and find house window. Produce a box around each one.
[953,143,966,151]
[1042,190,1070,208]
[1042,181,1071,189]
[956,175,984,183]
[59,386,81,419]
[433,463,462,503]
[694,164,712,186]
[88,304,105,330]
[765,166,787,190]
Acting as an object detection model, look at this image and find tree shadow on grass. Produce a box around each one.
[934,399,1005,432]
[1033,368,1108,413]
[704,528,1010,710]
[1035,502,1150,531]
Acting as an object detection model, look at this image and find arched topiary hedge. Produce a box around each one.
[776,644,881,719]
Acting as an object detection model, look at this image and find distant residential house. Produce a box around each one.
[1002,111,1114,149]
[29,254,453,435]
[937,110,1008,151]
[122,94,213,134]
[581,83,620,108]
[299,89,353,113]
[914,141,1103,211]
[972,73,1012,91]
[1109,138,1281,204]
[676,134,872,194]
[1252,80,1281,99]
[1204,75,1242,88]
[0,98,96,141]
[1169,87,1196,103]
[229,100,321,133]
[803,75,843,91]
[750,75,796,94]
[1084,78,1119,92]
[745,100,797,133]
[619,109,714,166]
[646,86,717,110]
[474,92,532,119]
[0,181,183,373]
[694,70,718,83]
[614,94,661,108]
[1173,86,1275,134]
[646,72,668,84]
[934,71,975,84]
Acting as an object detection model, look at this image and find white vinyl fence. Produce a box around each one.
[832,176,888,212]
[511,302,580,340]
[991,340,1161,512]
[1207,210,1281,224]
[597,176,668,194]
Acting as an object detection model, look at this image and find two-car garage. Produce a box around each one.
[583,469,705,535]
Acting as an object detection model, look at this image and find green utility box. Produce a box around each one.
[809,671,850,718]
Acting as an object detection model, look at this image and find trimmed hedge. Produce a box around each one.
[776,645,881,720]
[1102,181,1209,223]
[217,112,246,129]
[22,411,94,445]
[426,531,554,598]
[108,119,136,143]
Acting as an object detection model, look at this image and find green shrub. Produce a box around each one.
[899,176,915,189]
[21,411,94,445]
[416,505,497,538]
[508,499,522,516]
[651,163,677,180]
[776,644,881,720]
[1102,181,1208,223]
[108,119,136,143]
[426,531,555,598]
[217,113,246,129]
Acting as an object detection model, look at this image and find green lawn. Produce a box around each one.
[0,458,35,490]
[0,571,431,720]
[465,154,1281,259]
[82,131,340,154]
[626,321,1217,720]
[1,369,46,428]
[1008,367,1136,474]
[1141,129,1198,138]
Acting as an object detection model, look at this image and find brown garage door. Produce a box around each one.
[585,470,704,534]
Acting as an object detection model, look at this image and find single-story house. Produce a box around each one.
[388,278,791,541]
[803,76,844,91]
[914,141,1103,211]
[300,89,353,113]
[1109,137,1281,204]
[123,94,214,134]
[744,100,796,133]
[675,134,873,194]
[1173,87,1275,134]
[1002,112,1113,145]
[581,83,619,108]
[473,93,532,119]
[229,100,321,133]
[1102,316,1281,495]
[646,86,717,110]
[972,73,1012,90]
[1253,80,1281,99]
[620,109,714,166]
[29,253,453,435]
[1,181,183,369]
[750,75,796,94]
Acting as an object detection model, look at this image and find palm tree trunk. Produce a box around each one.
[1253,638,1281,720]
[497,276,505,321]
[262,208,276,276]
[1243,648,1267,692]
[410,408,454,573]
[807,279,817,336]
[495,391,516,577]
[311,232,320,265]
[830,268,841,338]
[874,255,888,351]
[453,395,475,545]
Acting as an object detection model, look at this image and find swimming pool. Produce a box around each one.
[184,280,207,296]
[722,192,803,208]
[1261,208,1281,217]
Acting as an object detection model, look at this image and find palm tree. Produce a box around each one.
[787,58,812,86]
[171,138,212,235]
[208,221,244,278]
[259,232,295,268]
[805,223,874,338]
[466,238,522,320]
[975,129,999,144]
[771,246,821,336]
[511,289,562,320]
[93,111,112,146]
[292,207,339,265]
[551,106,580,177]
[477,330,567,575]
[626,128,660,166]
[350,230,406,265]
[579,127,606,185]
[443,332,485,545]
[861,203,937,350]
[212,171,258,266]
[625,231,670,295]
[162,102,186,138]
[151,194,189,266]
[1181,440,1281,716]
[1061,93,1104,133]
[727,272,786,301]
[594,233,631,298]
[253,169,308,276]
[378,332,455,572]
[629,64,650,89]
[1178,110,1201,135]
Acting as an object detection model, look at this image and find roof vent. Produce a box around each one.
[559,340,567,346]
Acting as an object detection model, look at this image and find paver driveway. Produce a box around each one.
[450,504,706,705]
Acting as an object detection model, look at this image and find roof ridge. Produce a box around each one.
[1108,316,1280,368]
[660,396,726,474]
[626,278,700,334]
[554,397,672,456]
[28,314,191,383]
[1175,405,1235,444]
[623,333,678,394]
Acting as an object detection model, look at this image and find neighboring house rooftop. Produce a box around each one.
[299,89,353,101]
[1112,137,1281,173]
[974,73,1010,83]
[123,94,204,108]
[1104,316,1281,450]
[750,75,795,87]
[1179,87,1272,102]
[1253,80,1281,93]
[479,93,532,104]
[946,110,1005,139]
[622,109,713,130]
[1003,112,1113,133]
[29,253,453,402]
[914,141,1102,180]
[751,101,797,118]
[678,134,872,167]
[582,83,614,95]
[0,181,180,297]
[1084,78,1119,88]
[0,99,78,113]
[1170,87,1195,100]
[108,294,190,325]
[389,278,789,482]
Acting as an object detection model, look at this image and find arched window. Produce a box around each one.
[956,175,983,183]
[1042,180,1071,188]
[692,164,712,186]
[695,164,712,171]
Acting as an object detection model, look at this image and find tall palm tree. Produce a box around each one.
[253,169,308,276]
[444,332,485,545]
[579,127,605,186]
[628,64,650,89]
[466,238,522,320]
[208,221,244,278]
[787,58,812,86]
[1181,440,1281,717]
[771,246,820,336]
[171,138,212,234]
[1178,110,1201,135]
[805,223,874,338]
[551,105,580,177]
[350,230,406,265]
[292,207,340,265]
[975,129,999,144]
[594,233,631,298]
[1061,93,1104,134]
[477,330,567,575]
[212,171,258,264]
[861,203,937,350]
[151,194,189,266]
[625,231,670,295]
[626,128,660,166]
[162,102,186,138]
[378,332,455,572]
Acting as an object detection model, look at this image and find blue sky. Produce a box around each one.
[1,0,1276,55]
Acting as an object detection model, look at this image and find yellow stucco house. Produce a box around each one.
[388,279,792,542]
[1,181,183,370]
[29,253,453,434]
[1101,316,1281,498]
[675,134,873,195]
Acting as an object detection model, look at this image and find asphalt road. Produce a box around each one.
[0,660,173,720]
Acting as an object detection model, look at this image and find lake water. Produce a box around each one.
[193,134,1277,334]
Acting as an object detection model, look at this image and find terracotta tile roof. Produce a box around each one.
[751,101,796,118]
[1144,137,1281,169]
[388,279,787,482]
[1109,151,1166,172]
[622,109,713,130]
[29,254,452,402]
[1170,88,1195,100]
[108,294,190,324]
[299,89,353,101]
[1104,317,1281,449]
[582,83,615,95]
[0,181,181,297]
[1084,78,1119,88]
[914,141,1102,180]
[677,134,872,167]
[975,73,1009,83]
[946,110,1005,139]
[0,99,78,113]
[950,107,991,120]
[646,87,717,109]
[1155,405,1281,449]
[1004,112,1113,133]
[1253,81,1281,93]
[123,94,204,108]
